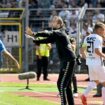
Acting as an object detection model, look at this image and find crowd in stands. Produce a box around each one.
[0,0,18,8]
[0,0,105,9]
[28,0,105,40]
[28,0,105,9]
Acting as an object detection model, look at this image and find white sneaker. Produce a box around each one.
[73,93,78,98]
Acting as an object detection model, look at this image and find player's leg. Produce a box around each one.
[93,83,102,97]
[102,86,105,105]
[100,82,105,105]
[95,65,105,105]
[81,64,96,105]
[101,80,105,105]
[42,56,49,80]
[72,73,78,97]
[57,60,75,105]
[66,60,75,105]
[36,56,42,81]
[81,82,96,105]
[83,81,96,96]
[57,68,67,105]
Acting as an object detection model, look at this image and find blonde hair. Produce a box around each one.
[93,22,105,31]
[53,16,64,28]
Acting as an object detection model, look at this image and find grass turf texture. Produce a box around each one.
[0,82,96,105]
[0,82,58,92]
[0,93,60,105]
[0,83,60,105]
[0,82,85,92]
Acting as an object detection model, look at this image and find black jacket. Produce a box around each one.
[33,29,76,61]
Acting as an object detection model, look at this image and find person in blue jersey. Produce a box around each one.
[0,40,20,69]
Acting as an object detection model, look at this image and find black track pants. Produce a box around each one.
[57,60,75,105]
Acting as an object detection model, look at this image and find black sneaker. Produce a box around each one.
[43,78,50,81]
[37,78,40,81]
[85,78,90,81]
[93,94,102,97]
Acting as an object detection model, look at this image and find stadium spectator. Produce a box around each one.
[92,10,105,24]
[33,8,44,30]
[6,3,12,8]
[69,22,77,39]
[38,0,51,8]
[58,3,70,21]
[17,0,26,8]
[52,0,64,8]
[81,22,93,40]
[85,11,93,26]
[0,2,3,7]
[85,0,92,7]
[11,2,18,8]
[66,9,79,35]
[67,10,79,21]
[91,0,98,7]
[49,10,58,21]
[77,0,85,7]
[68,0,77,8]
[35,31,52,81]
[29,0,39,8]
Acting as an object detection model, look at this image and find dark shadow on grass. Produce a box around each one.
[18,88,33,90]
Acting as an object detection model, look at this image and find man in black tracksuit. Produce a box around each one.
[26,16,76,105]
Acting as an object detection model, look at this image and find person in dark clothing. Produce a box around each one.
[35,43,51,81]
[70,38,78,97]
[26,16,76,105]
[93,83,102,97]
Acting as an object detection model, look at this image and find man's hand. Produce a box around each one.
[26,27,34,36]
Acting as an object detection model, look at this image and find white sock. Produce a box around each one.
[102,87,105,105]
[83,81,96,97]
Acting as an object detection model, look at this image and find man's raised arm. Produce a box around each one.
[26,27,53,38]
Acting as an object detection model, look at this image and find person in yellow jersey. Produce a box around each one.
[35,37,52,81]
